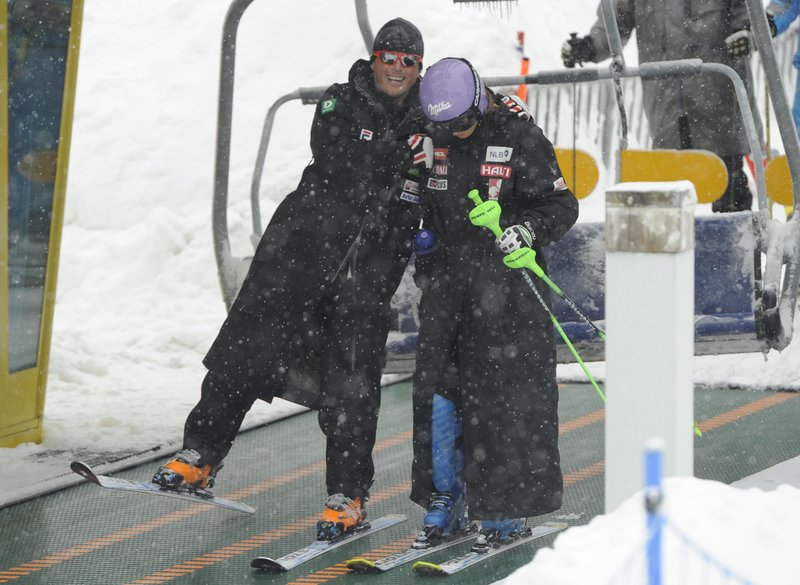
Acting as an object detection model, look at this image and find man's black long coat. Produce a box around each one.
[203,60,424,406]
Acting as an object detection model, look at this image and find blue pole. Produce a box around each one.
[644,439,664,585]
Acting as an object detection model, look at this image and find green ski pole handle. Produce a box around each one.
[503,248,544,277]
[467,189,503,238]
[468,189,550,279]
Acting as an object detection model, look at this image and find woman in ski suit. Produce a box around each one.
[410,58,579,549]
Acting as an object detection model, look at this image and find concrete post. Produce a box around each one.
[604,181,696,513]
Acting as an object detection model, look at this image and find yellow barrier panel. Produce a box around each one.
[0,0,85,447]
[764,155,796,208]
[620,149,728,204]
[554,148,599,199]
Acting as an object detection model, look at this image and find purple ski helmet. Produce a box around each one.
[419,58,489,124]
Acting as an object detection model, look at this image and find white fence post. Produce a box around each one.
[604,181,696,513]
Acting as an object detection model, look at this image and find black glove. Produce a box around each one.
[561,33,596,68]
[725,29,753,57]
[726,14,778,57]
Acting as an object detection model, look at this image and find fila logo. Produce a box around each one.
[433,164,448,175]
[485,146,513,162]
[359,128,374,141]
[427,178,448,190]
[434,148,449,161]
[480,164,511,179]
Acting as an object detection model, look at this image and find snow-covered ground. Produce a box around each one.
[3,1,800,583]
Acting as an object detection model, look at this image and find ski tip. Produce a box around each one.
[412,560,444,576]
[383,513,408,522]
[345,557,380,573]
[226,501,256,515]
[250,557,286,572]
[70,461,100,484]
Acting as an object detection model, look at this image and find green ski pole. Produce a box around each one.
[467,189,605,403]
[467,189,702,437]
[468,190,606,340]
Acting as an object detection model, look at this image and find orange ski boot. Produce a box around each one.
[315,494,366,541]
[151,449,219,491]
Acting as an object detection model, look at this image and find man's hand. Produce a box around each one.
[726,14,777,58]
[408,134,433,169]
[561,34,595,68]
[496,224,534,254]
[500,95,532,121]
[725,29,753,57]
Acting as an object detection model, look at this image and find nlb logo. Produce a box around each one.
[428,101,453,116]
[485,146,513,162]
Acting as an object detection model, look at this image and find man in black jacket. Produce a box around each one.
[151,18,432,540]
[561,0,755,213]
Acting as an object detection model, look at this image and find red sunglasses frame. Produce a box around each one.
[373,50,422,68]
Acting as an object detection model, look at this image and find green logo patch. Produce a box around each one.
[321,98,337,114]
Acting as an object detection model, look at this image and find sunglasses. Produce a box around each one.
[373,50,422,68]
[434,111,481,133]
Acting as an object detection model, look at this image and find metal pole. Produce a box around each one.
[354,0,374,54]
[213,0,257,309]
[746,0,800,212]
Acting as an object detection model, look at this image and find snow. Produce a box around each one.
[499,478,800,585]
[2,0,800,583]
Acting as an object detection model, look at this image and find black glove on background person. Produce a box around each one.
[725,14,777,58]
[561,34,596,68]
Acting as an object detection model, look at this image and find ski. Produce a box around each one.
[250,514,406,572]
[346,524,479,574]
[412,521,567,577]
[70,461,255,514]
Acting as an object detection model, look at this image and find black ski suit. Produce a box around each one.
[185,60,425,499]
[410,98,578,519]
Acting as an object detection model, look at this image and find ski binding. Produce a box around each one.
[412,521,567,576]
[346,523,479,574]
[251,513,406,572]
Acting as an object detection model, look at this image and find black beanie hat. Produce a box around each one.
[372,18,424,57]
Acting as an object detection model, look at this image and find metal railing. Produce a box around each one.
[214,0,800,354]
